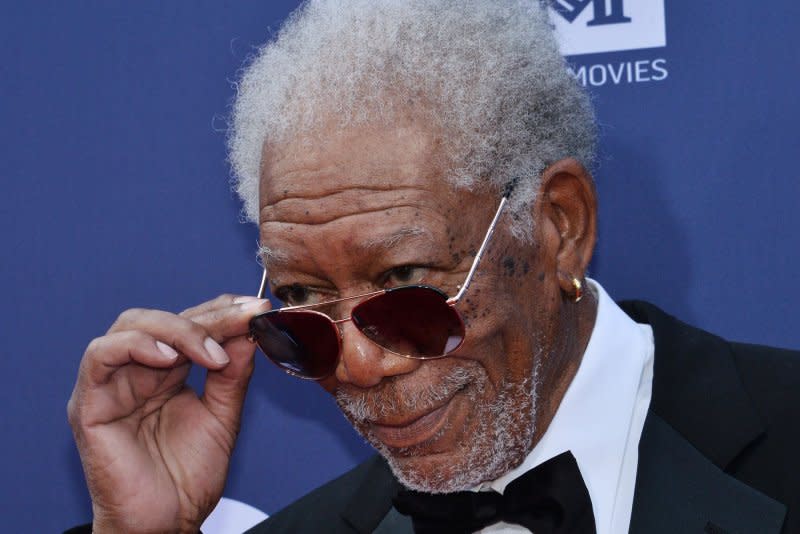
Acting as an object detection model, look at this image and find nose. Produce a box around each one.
[334,320,421,388]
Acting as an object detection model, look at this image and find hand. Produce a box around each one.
[67,294,270,533]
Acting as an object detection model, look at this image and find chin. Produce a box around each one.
[337,361,541,494]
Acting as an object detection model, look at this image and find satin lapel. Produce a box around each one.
[373,508,413,534]
[630,414,786,534]
[340,456,409,533]
[621,301,787,532]
[619,300,765,469]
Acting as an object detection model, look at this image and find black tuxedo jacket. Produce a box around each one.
[249,301,799,534]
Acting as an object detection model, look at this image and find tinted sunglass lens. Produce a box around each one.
[250,312,339,379]
[351,286,464,357]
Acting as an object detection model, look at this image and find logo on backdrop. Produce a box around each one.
[548,0,668,87]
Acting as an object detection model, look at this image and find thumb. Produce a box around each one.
[201,335,256,431]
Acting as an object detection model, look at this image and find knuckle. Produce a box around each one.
[181,294,240,319]
[120,307,147,320]
[202,307,228,324]
[111,307,148,329]
[215,293,236,304]
[182,318,210,339]
[66,397,77,425]
[84,336,106,357]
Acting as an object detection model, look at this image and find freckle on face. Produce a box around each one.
[502,256,516,277]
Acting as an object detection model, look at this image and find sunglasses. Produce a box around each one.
[248,195,508,380]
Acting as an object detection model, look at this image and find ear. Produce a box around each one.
[536,158,598,295]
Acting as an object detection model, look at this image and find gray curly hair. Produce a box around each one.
[228,0,596,239]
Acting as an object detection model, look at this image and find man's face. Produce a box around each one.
[258,119,567,492]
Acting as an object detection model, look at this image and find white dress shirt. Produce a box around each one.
[479,279,655,534]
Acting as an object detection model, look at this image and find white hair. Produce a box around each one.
[229,0,596,239]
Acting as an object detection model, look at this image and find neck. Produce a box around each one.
[531,287,599,447]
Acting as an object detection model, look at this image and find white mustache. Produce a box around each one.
[335,365,482,423]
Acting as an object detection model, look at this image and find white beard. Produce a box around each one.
[336,359,541,493]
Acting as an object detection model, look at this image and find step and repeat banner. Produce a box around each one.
[2,2,798,531]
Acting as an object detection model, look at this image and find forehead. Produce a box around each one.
[256,122,489,276]
[260,122,444,203]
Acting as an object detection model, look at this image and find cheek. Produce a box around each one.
[449,321,514,393]
[457,285,489,328]
[455,283,554,388]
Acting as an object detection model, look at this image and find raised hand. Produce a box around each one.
[67,294,270,533]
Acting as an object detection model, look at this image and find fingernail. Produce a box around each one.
[156,341,178,360]
[233,296,261,304]
[204,337,230,365]
[238,298,268,311]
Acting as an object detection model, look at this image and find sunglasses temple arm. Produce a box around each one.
[450,196,508,303]
[257,268,269,299]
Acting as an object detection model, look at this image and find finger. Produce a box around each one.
[79,330,181,387]
[180,293,261,319]
[202,335,257,430]
[108,308,233,369]
[67,331,190,437]
[70,331,189,429]
[188,298,272,341]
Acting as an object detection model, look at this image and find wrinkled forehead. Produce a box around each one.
[255,121,495,273]
[258,121,446,206]
[257,185,467,269]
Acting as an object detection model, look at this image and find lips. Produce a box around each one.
[369,395,456,449]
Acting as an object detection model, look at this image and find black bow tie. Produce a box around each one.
[392,451,596,534]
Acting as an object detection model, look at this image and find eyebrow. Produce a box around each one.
[258,226,434,269]
[358,226,433,253]
[257,245,289,267]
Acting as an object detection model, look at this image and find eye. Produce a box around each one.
[383,265,426,287]
[273,284,319,306]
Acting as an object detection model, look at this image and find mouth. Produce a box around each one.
[368,392,459,449]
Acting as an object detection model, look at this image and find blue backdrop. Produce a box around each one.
[1,2,798,531]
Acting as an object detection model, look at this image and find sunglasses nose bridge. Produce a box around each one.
[324,287,380,323]
[320,289,381,350]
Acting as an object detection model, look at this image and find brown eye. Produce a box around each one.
[275,284,312,306]
[384,265,426,287]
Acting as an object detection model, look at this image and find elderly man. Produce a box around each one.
[67,1,798,533]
